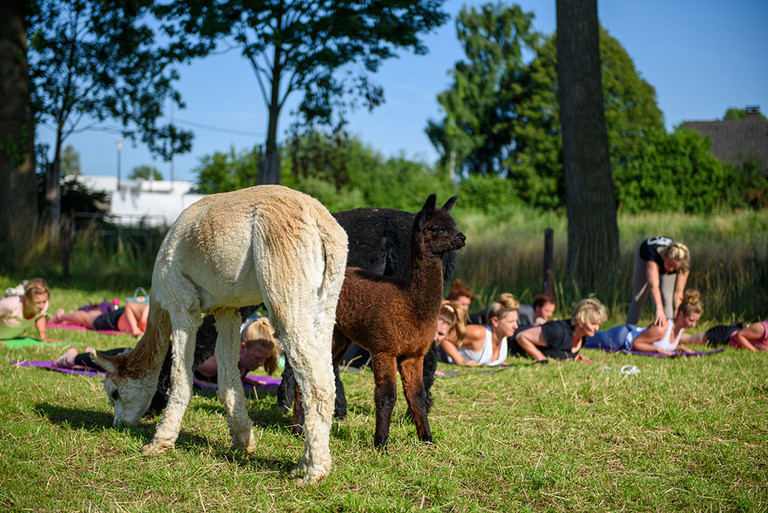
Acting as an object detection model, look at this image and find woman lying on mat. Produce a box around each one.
[440,293,519,366]
[0,279,56,342]
[698,321,768,352]
[193,317,280,387]
[53,318,280,385]
[585,290,703,355]
[434,300,472,365]
[51,301,149,336]
[511,297,608,363]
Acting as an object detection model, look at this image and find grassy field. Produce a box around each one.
[1,286,767,511]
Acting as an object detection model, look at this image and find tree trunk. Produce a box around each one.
[556,0,619,290]
[0,0,38,260]
[258,44,284,185]
[45,133,63,242]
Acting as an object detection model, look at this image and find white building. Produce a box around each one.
[79,175,207,227]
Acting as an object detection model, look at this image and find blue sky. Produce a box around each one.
[37,0,768,183]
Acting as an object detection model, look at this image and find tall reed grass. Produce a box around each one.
[452,207,768,324]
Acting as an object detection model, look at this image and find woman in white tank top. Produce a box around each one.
[630,290,703,355]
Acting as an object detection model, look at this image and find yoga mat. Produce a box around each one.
[1,337,75,349]
[592,348,725,358]
[13,360,281,391]
[46,322,124,336]
[13,360,103,377]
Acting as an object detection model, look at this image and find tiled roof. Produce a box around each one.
[681,118,768,169]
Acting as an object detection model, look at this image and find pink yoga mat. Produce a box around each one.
[46,322,124,336]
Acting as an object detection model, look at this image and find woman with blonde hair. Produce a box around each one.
[195,317,280,386]
[441,293,519,366]
[588,290,703,356]
[513,297,608,363]
[0,278,54,342]
[627,236,690,328]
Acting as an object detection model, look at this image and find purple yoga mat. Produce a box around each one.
[593,348,725,358]
[13,360,282,390]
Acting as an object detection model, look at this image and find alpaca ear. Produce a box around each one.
[441,196,458,212]
[417,194,437,229]
[89,347,117,374]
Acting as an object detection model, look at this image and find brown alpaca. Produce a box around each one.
[295,194,465,447]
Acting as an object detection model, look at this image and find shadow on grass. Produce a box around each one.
[33,402,299,475]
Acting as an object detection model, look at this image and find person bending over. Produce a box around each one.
[627,236,690,328]
[512,297,607,363]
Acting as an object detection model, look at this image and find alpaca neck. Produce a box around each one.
[407,250,445,312]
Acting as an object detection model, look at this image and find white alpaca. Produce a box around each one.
[91,185,347,484]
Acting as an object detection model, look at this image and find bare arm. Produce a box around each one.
[439,339,478,366]
[121,305,143,336]
[514,326,547,362]
[672,270,689,315]
[630,325,674,355]
[646,261,667,328]
[35,315,56,343]
[732,324,764,352]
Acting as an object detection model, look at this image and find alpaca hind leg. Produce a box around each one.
[214,309,256,452]
[371,353,398,448]
[398,356,432,443]
[144,311,202,454]
[282,328,335,484]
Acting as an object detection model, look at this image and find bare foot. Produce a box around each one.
[51,309,65,323]
[53,348,78,368]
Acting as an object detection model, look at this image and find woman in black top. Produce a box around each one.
[626,237,690,327]
[511,297,608,363]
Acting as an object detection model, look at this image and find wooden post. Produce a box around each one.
[61,213,72,284]
[543,228,554,295]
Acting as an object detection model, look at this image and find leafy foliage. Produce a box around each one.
[129,165,163,181]
[193,146,262,194]
[156,0,450,184]
[426,2,541,177]
[723,107,767,120]
[28,0,195,160]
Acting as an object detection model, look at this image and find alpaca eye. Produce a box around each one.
[111,390,119,400]
[431,225,445,234]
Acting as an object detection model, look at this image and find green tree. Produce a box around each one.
[556,0,619,289]
[723,107,767,120]
[0,0,37,263]
[129,165,163,181]
[28,0,196,231]
[194,146,262,194]
[426,2,541,177]
[61,145,80,176]
[157,0,449,185]
[509,27,665,210]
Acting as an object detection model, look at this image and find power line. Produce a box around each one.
[162,116,263,137]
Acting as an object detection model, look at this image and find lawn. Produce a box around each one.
[1,284,766,511]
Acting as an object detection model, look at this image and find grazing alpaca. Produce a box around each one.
[277,206,459,418]
[296,194,465,447]
[91,185,348,484]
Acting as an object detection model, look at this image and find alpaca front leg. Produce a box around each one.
[371,354,398,448]
[398,356,432,443]
[215,310,256,453]
[144,318,199,454]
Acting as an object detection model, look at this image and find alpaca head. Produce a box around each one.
[414,194,466,257]
[90,348,156,427]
